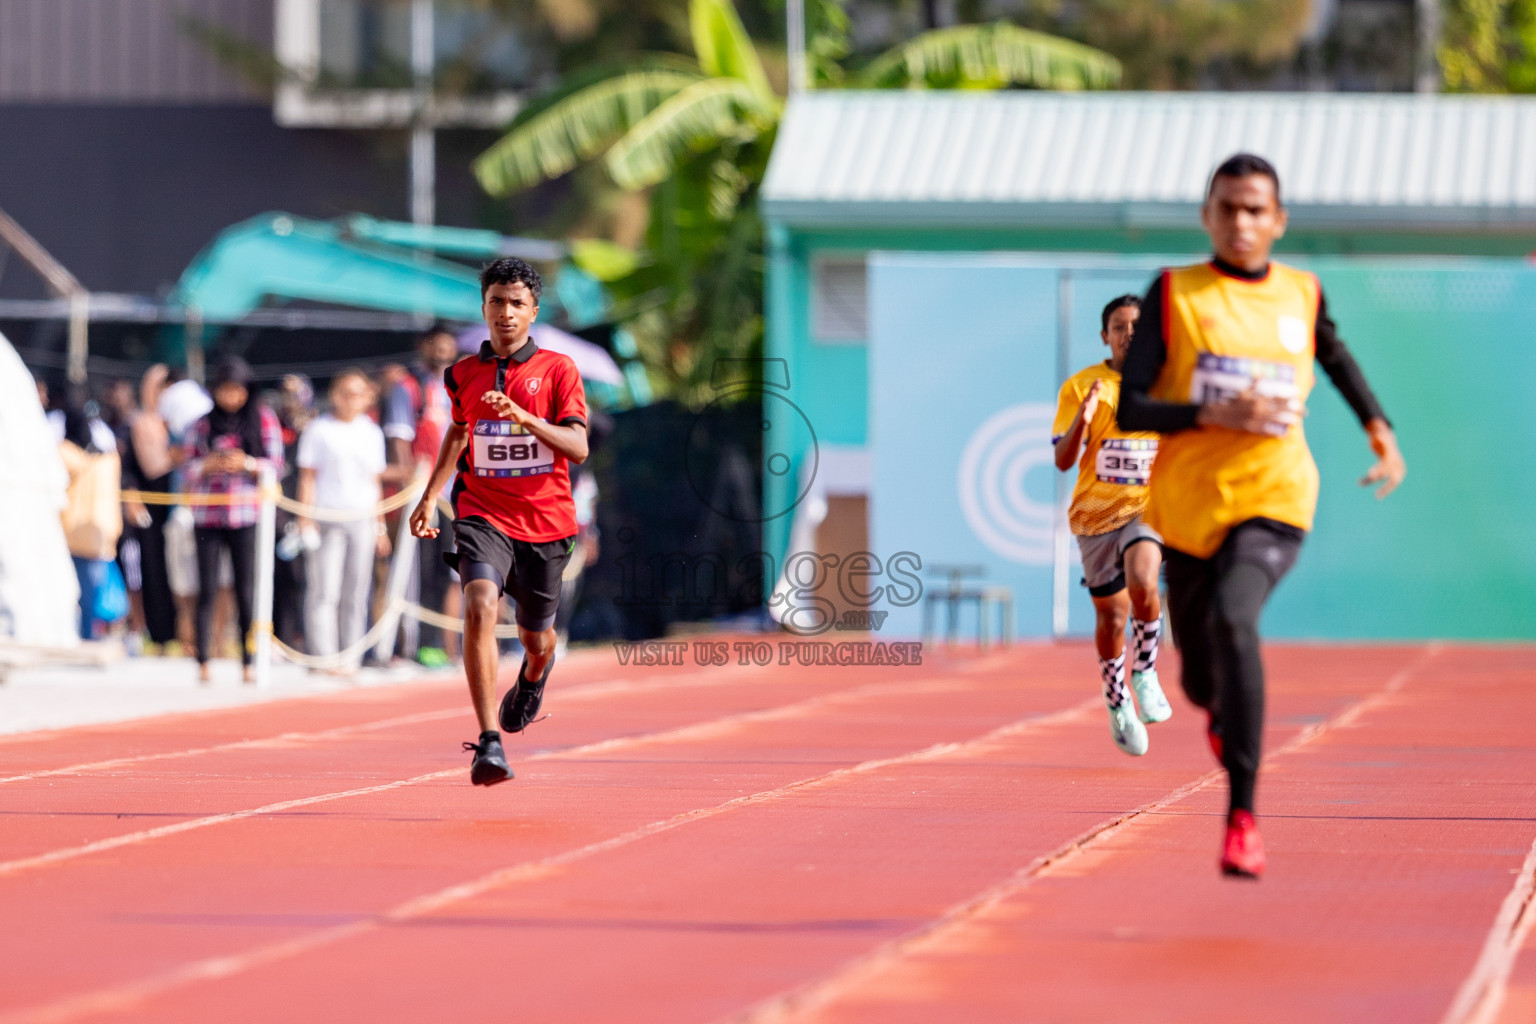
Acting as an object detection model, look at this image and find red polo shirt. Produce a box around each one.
[446,339,588,542]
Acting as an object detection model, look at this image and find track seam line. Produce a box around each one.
[0,670,1060,878]
[0,697,1099,1024]
[721,643,1446,1024]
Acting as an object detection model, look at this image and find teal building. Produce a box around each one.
[760,92,1536,640]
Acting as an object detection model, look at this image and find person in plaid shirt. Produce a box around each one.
[182,357,284,683]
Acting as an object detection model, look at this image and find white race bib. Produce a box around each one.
[1095,438,1157,486]
[1189,354,1300,438]
[472,420,554,478]
[1189,352,1298,404]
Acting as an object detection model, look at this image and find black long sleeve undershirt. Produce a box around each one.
[1118,258,1390,435]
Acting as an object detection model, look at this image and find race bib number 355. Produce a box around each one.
[472,420,555,478]
[1096,438,1157,486]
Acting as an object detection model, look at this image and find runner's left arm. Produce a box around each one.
[481,396,588,464]
[479,359,589,463]
[1314,289,1405,497]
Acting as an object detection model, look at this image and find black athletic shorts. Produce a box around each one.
[445,515,575,632]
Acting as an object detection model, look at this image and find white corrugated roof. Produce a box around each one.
[761,92,1536,229]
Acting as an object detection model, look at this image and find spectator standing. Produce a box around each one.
[118,367,179,652]
[183,357,284,684]
[271,374,317,649]
[383,325,462,665]
[102,379,136,434]
[296,370,388,674]
[58,402,123,640]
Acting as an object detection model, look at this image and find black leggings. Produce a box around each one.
[134,505,177,645]
[1163,519,1303,816]
[194,525,257,666]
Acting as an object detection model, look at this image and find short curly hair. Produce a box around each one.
[479,257,543,301]
[1100,294,1141,332]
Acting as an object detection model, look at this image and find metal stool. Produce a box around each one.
[921,565,1015,649]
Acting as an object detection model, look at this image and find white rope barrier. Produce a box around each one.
[148,473,537,679]
[272,599,410,671]
[401,601,523,639]
[121,481,426,522]
[268,599,524,671]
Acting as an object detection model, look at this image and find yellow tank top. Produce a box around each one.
[1145,261,1320,559]
[1053,363,1158,536]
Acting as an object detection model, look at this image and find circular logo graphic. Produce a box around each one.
[956,403,1058,565]
[686,388,818,523]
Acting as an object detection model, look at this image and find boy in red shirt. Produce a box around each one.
[410,258,589,785]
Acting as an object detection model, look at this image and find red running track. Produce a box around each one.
[0,641,1532,1024]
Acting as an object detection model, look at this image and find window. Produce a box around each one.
[812,257,867,344]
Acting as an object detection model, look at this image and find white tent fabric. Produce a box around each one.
[0,332,80,647]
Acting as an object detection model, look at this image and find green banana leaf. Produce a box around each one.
[688,0,775,102]
[604,77,779,191]
[857,22,1122,90]
[473,60,705,195]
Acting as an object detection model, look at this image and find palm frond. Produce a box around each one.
[857,23,1122,90]
[688,0,775,101]
[473,62,705,196]
[604,78,779,191]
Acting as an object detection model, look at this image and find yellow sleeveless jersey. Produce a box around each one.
[1053,363,1159,537]
[1146,261,1320,558]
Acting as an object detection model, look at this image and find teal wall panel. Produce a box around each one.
[765,218,1536,638]
[1265,260,1536,639]
[868,257,1061,639]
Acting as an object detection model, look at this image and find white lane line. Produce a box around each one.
[0,709,462,786]
[1440,833,1536,1024]
[726,644,1446,1024]
[0,667,1056,879]
[562,675,975,757]
[0,769,464,879]
[0,697,1099,1024]
[0,661,774,786]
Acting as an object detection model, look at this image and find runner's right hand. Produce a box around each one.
[409,500,438,539]
[1080,380,1102,423]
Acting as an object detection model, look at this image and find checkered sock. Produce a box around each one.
[1099,652,1127,708]
[1131,616,1162,673]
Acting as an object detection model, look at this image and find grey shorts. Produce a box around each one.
[1077,517,1162,598]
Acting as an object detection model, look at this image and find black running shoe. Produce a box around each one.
[463,731,512,786]
[498,658,551,733]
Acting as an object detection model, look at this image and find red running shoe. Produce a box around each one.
[1206,712,1223,763]
[1220,810,1265,878]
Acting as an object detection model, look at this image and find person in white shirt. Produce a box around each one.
[296,369,388,673]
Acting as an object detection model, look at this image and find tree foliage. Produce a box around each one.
[1015,0,1312,89]
[1441,0,1536,92]
[474,0,1120,403]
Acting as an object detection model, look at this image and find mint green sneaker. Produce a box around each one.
[417,646,451,669]
[1131,669,1173,725]
[1107,700,1149,756]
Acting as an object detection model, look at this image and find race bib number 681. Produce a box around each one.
[472,420,555,478]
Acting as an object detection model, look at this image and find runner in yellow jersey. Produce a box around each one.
[1053,296,1172,757]
[1119,154,1406,879]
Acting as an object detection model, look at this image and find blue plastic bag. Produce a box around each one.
[92,560,129,624]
